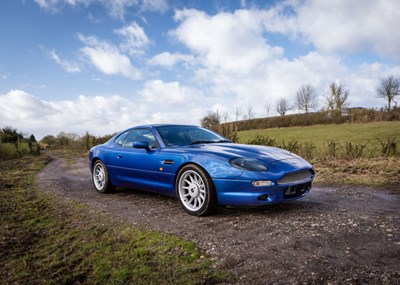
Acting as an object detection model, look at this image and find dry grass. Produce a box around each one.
[313,157,400,189]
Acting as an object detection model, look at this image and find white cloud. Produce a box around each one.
[34,0,168,17]
[0,90,142,138]
[148,52,195,67]
[0,90,59,136]
[265,0,400,61]
[102,0,138,19]
[0,83,208,139]
[172,9,283,74]
[141,0,168,13]
[78,34,141,80]
[115,22,149,55]
[34,0,63,12]
[139,79,205,106]
[48,49,81,73]
[34,0,91,13]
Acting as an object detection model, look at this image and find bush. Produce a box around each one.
[242,134,399,159]
[376,137,398,157]
[0,142,31,160]
[246,134,276,146]
[344,142,366,158]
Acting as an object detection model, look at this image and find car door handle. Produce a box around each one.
[161,160,174,165]
[116,154,123,159]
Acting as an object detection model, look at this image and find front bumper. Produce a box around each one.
[213,178,313,207]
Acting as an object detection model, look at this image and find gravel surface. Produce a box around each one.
[37,154,400,284]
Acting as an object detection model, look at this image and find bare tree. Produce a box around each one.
[264,100,272,117]
[325,82,349,117]
[243,104,255,120]
[276,98,290,116]
[234,106,242,121]
[376,75,400,111]
[221,111,230,123]
[295,84,318,113]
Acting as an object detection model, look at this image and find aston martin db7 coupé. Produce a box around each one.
[89,124,315,216]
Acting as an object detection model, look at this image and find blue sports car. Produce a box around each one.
[89,124,315,216]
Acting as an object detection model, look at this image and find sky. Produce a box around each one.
[0,0,399,139]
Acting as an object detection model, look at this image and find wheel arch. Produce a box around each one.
[90,157,102,172]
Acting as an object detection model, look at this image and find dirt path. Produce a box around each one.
[37,154,400,284]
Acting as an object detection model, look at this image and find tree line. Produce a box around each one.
[201,75,400,133]
[0,127,114,160]
[278,75,399,116]
[40,131,115,150]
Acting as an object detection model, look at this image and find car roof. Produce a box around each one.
[134,124,199,128]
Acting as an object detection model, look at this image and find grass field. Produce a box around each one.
[237,122,400,187]
[0,155,227,284]
[238,121,400,158]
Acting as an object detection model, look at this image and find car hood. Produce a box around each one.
[188,143,305,165]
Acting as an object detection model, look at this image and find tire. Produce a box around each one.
[92,160,115,193]
[176,164,217,216]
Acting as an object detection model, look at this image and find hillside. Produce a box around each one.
[238,121,400,153]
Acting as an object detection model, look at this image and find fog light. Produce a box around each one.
[252,180,274,187]
[258,194,269,201]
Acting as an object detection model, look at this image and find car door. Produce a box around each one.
[110,128,160,191]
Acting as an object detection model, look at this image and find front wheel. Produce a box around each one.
[176,164,217,216]
[92,160,115,193]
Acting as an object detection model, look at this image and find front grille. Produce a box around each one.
[278,170,313,185]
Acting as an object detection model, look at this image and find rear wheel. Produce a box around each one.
[92,160,115,193]
[176,164,217,216]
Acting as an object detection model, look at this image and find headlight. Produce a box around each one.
[230,158,267,172]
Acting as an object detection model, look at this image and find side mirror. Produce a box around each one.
[132,141,151,151]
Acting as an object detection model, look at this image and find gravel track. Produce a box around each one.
[37,154,400,284]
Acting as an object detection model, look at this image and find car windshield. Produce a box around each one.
[155,125,230,147]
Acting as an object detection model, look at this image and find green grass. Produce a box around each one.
[238,121,400,157]
[0,142,32,159]
[238,121,400,147]
[0,155,228,284]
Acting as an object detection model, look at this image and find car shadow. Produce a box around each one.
[218,199,324,216]
[108,187,177,202]
[106,186,325,218]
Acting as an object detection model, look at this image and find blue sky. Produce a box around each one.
[1,0,399,138]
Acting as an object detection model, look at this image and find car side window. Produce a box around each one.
[122,129,159,149]
[114,130,131,146]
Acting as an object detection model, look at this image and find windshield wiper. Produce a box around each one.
[190,139,231,145]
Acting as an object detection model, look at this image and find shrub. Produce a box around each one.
[0,142,31,160]
[300,142,317,160]
[325,141,340,158]
[376,137,398,157]
[246,134,276,146]
[280,139,301,154]
[344,142,366,158]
